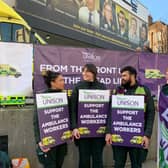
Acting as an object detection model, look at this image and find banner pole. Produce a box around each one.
[157,84,161,168]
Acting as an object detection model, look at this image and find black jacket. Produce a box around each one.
[70,80,106,129]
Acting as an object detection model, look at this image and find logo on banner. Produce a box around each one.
[82,51,101,63]
[0,64,22,78]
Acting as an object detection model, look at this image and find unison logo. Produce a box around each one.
[42,97,63,105]
[83,91,105,100]
[82,52,101,63]
[84,94,105,101]
[117,97,139,107]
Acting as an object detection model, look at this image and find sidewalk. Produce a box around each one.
[143,160,157,168]
[104,160,157,168]
[124,160,157,168]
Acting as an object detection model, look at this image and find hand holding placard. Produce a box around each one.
[105,134,112,145]
[38,142,50,153]
[72,128,80,140]
[141,136,150,149]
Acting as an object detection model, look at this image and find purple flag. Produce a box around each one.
[159,91,168,167]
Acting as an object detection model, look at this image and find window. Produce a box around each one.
[24,28,31,43]
[0,23,12,42]
[13,24,24,42]
[9,67,16,72]
[0,23,31,43]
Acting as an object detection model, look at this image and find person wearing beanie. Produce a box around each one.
[70,63,106,168]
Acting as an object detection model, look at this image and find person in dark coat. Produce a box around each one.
[71,63,106,168]
[34,71,67,168]
[106,66,155,168]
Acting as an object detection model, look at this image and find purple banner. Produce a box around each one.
[111,95,144,148]
[138,53,168,96]
[34,45,138,93]
[34,45,168,96]
[159,91,168,167]
[77,89,110,138]
[36,92,71,148]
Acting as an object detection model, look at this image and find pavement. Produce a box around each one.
[104,160,157,168]
[142,160,157,168]
[124,160,157,168]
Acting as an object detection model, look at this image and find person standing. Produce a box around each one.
[106,66,155,168]
[71,63,106,168]
[34,71,67,168]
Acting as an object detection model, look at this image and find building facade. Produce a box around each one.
[149,21,168,53]
[4,0,149,50]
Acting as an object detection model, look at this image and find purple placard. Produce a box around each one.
[36,93,71,148]
[78,103,109,138]
[77,89,110,138]
[111,95,144,148]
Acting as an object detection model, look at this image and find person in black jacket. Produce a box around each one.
[106,66,155,168]
[34,71,67,168]
[71,63,106,168]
